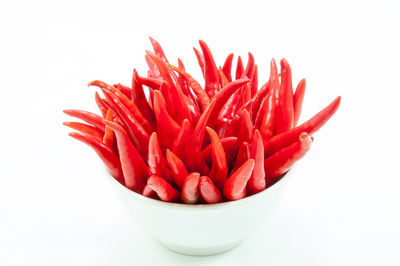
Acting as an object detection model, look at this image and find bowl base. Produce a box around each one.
[157,239,244,256]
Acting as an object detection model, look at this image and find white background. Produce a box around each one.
[1,0,399,265]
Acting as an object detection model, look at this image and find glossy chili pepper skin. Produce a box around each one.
[198,40,220,98]
[264,96,341,157]
[238,109,253,143]
[247,130,266,194]
[222,53,234,82]
[218,67,229,88]
[241,52,255,79]
[63,110,105,132]
[95,92,110,117]
[223,159,255,201]
[132,69,156,127]
[193,46,205,77]
[103,109,114,148]
[144,55,162,79]
[293,79,306,126]
[264,132,312,184]
[251,81,269,123]
[206,127,228,190]
[113,83,132,99]
[250,64,258,97]
[235,56,244,80]
[231,141,251,174]
[104,121,148,192]
[68,132,124,185]
[181,173,200,204]
[201,136,238,167]
[135,75,163,91]
[199,176,222,204]
[147,175,179,202]
[63,122,104,142]
[275,59,294,134]
[142,184,156,198]
[172,119,192,158]
[166,149,189,188]
[149,36,169,63]
[148,133,174,184]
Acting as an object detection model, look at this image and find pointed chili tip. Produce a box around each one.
[87,80,96,87]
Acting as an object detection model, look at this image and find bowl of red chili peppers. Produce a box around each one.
[64,37,340,255]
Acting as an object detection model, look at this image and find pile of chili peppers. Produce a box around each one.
[64,38,340,204]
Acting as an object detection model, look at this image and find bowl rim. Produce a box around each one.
[105,168,292,210]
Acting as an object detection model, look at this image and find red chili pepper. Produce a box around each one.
[89,80,154,134]
[199,176,222,204]
[63,109,105,132]
[135,75,163,91]
[148,132,174,184]
[181,173,200,204]
[264,132,312,183]
[172,119,192,158]
[218,67,229,88]
[95,92,109,117]
[68,132,124,185]
[100,88,150,159]
[177,59,191,96]
[104,120,148,192]
[149,36,169,63]
[144,55,162,79]
[183,99,216,175]
[142,184,156,198]
[293,79,306,126]
[251,81,270,123]
[193,47,205,77]
[113,83,132,99]
[132,69,156,127]
[167,63,211,111]
[239,83,252,108]
[241,52,255,79]
[103,109,114,148]
[247,130,266,194]
[166,149,189,188]
[217,90,241,122]
[153,90,182,149]
[198,40,220,98]
[206,127,228,190]
[63,122,104,142]
[250,64,258,98]
[222,53,234,82]
[183,95,201,124]
[208,78,250,127]
[231,141,251,174]
[235,56,244,80]
[223,159,255,201]
[238,109,253,143]
[264,96,341,157]
[275,59,294,134]
[147,175,179,202]
[201,136,238,167]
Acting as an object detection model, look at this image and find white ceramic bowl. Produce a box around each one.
[106,170,291,256]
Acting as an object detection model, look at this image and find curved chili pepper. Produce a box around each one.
[181,173,200,204]
[153,90,182,149]
[293,79,306,126]
[113,83,132,99]
[251,81,269,123]
[101,88,150,159]
[217,90,241,122]
[132,69,156,127]
[177,58,190,96]
[250,64,258,98]
[264,132,312,184]
[166,149,189,188]
[147,175,179,202]
[238,109,253,143]
[222,53,234,82]
[231,141,251,174]
[68,132,124,185]
[198,40,220,98]
[235,56,244,80]
[199,176,222,204]
[172,119,192,158]
[167,63,210,111]
[183,99,216,175]
[218,67,229,88]
[135,75,163,91]
[241,52,255,79]
[193,46,205,77]
[148,132,174,184]
[103,109,114,148]
[201,136,238,167]
[240,83,252,108]
[247,130,266,194]
[104,120,148,192]
[206,127,228,190]
[149,36,169,63]
[184,95,201,124]
[275,58,294,133]
[264,96,341,157]
[223,159,255,201]
[95,92,109,117]
[63,122,104,142]
[63,109,105,132]
[208,78,250,127]
[142,184,156,198]
[144,55,161,79]
[89,80,154,134]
